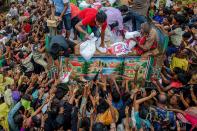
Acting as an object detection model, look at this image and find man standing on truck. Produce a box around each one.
[50,0,71,39]
[124,0,150,31]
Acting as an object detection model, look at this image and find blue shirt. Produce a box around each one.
[150,107,176,130]
[50,0,71,14]
[112,99,123,110]
[153,15,164,24]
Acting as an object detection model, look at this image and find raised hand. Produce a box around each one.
[106,94,112,106]
[125,106,129,116]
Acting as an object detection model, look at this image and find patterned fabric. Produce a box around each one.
[48,66,58,79]
[149,106,176,130]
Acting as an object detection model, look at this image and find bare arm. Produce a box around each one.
[75,22,88,36]
[155,24,171,35]
[125,80,129,93]
[100,30,105,47]
[69,88,78,105]
[111,76,121,95]
[151,79,163,94]
[32,103,46,116]
[179,92,190,108]
[160,73,170,84]
[60,3,69,19]
[134,67,139,86]
[190,87,197,105]
[136,91,157,105]
[134,90,157,111]
[152,79,172,92]
[51,4,55,19]
[124,107,130,131]
[167,108,186,115]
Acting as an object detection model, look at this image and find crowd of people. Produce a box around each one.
[0,0,197,130]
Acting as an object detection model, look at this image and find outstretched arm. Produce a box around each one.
[167,108,186,116]
[179,92,190,108]
[136,90,157,105]
[190,87,197,105]
[134,90,157,111]
[134,67,140,87]
[111,76,121,95]
[152,79,171,92]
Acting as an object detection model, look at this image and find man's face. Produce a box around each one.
[95,20,103,27]
[159,10,164,16]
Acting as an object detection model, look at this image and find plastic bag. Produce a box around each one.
[80,34,97,60]
[60,72,71,83]
[108,42,130,56]
[125,31,141,40]
[79,1,90,9]
[95,38,107,53]
[59,56,72,83]
[126,40,136,50]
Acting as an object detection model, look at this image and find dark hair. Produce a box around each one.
[55,114,65,128]
[0,125,3,131]
[122,92,131,102]
[92,122,108,131]
[50,98,60,116]
[118,5,128,13]
[55,88,65,100]
[182,32,192,39]
[163,7,172,16]
[112,90,120,103]
[22,94,31,101]
[174,14,186,25]
[51,43,63,54]
[18,52,24,59]
[189,24,197,29]
[184,7,194,16]
[32,115,41,127]
[173,67,186,74]
[166,16,173,23]
[96,98,109,114]
[80,117,90,131]
[177,73,191,85]
[96,11,107,23]
[14,114,23,128]
[5,26,12,34]
[5,41,11,47]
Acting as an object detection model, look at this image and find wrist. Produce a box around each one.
[110,123,116,129]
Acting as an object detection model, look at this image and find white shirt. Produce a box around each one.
[166,0,173,7]
[18,0,24,3]
[9,7,18,17]
[0,37,8,45]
